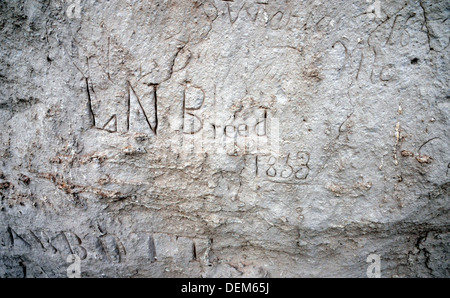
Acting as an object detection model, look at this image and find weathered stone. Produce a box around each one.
[0,0,448,277]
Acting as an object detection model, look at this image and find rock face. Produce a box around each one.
[0,0,448,278]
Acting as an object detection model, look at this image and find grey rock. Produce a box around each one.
[0,0,448,277]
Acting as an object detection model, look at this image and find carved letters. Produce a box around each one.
[183,85,205,135]
[2,228,204,266]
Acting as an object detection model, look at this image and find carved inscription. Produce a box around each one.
[216,0,291,29]
[257,151,310,183]
[2,228,205,266]
[183,85,205,135]
[98,234,126,263]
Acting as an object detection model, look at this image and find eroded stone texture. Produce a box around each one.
[0,0,449,277]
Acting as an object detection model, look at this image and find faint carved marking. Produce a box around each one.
[270,11,284,29]
[386,14,401,45]
[98,234,126,263]
[173,48,192,72]
[332,40,349,72]
[356,51,364,81]
[7,227,31,250]
[419,0,432,51]
[2,228,209,267]
[51,232,73,256]
[269,9,291,30]
[183,85,205,134]
[203,1,218,21]
[28,230,45,250]
[245,4,260,21]
[401,13,416,47]
[152,85,158,135]
[184,86,205,110]
[258,152,310,183]
[29,230,57,253]
[85,78,96,127]
[64,231,88,260]
[102,114,117,133]
[219,0,291,29]
[149,235,157,261]
[153,233,196,263]
[184,113,203,135]
[127,233,157,262]
[227,1,245,25]
[418,137,440,155]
